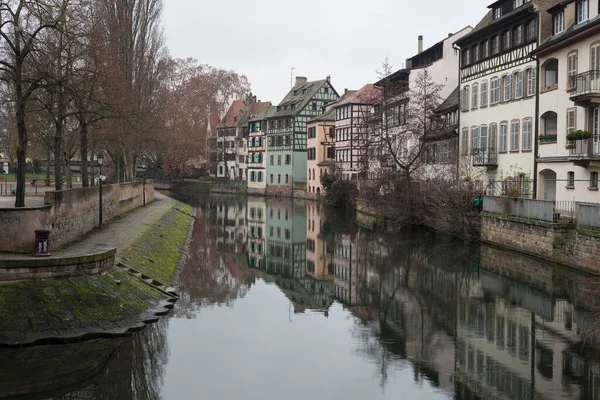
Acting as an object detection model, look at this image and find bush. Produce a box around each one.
[325,179,358,209]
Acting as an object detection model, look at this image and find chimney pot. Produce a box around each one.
[448,33,453,37]
[326,75,331,82]
[418,35,423,54]
[295,76,307,86]
[344,88,348,93]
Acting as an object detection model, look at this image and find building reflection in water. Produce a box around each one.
[200,195,600,399]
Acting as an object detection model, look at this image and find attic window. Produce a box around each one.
[291,103,295,110]
[293,90,298,96]
[302,89,307,95]
[324,87,329,94]
[277,106,282,112]
[312,102,317,111]
[284,105,288,110]
[493,7,501,19]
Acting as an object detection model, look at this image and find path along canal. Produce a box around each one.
[2,194,600,400]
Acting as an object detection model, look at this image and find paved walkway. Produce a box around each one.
[0,192,175,259]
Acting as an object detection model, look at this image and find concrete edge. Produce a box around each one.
[0,205,52,211]
[172,206,197,287]
[0,248,117,269]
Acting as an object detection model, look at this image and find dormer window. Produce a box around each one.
[502,30,511,51]
[576,0,588,24]
[277,106,282,112]
[553,11,564,35]
[472,45,479,62]
[463,49,470,65]
[494,7,502,19]
[481,40,489,59]
[513,25,522,46]
[491,35,500,55]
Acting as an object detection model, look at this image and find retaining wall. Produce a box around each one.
[0,181,154,253]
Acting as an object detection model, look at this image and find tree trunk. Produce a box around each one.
[53,118,63,191]
[64,153,72,189]
[15,99,27,207]
[46,147,51,182]
[80,121,89,187]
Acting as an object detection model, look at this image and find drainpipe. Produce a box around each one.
[531,53,540,199]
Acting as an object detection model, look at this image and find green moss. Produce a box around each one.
[119,201,193,284]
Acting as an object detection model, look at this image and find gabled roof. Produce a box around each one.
[207,115,220,134]
[269,79,336,119]
[247,101,272,122]
[435,86,459,113]
[217,99,247,129]
[334,84,381,107]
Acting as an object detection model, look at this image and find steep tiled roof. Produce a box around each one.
[435,86,459,113]
[269,79,334,119]
[334,84,381,107]
[217,99,246,129]
[534,14,600,55]
[207,115,220,134]
[308,107,336,123]
[247,101,272,121]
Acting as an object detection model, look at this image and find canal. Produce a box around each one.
[2,194,600,399]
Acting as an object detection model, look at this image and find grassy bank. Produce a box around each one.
[119,202,194,284]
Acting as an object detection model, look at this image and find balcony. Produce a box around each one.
[569,71,600,106]
[567,137,600,167]
[472,147,498,167]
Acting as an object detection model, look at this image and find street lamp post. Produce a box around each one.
[97,152,104,228]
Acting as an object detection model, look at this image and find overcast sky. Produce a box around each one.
[163,0,488,105]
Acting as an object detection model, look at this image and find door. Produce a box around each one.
[594,108,599,155]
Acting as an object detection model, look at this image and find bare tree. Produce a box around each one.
[0,0,70,206]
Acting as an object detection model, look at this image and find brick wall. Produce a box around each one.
[481,212,600,275]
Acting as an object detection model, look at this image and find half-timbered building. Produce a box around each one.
[246,102,273,194]
[455,0,559,195]
[265,76,339,196]
[533,0,600,203]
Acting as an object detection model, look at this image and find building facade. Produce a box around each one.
[265,77,339,196]
[455,0,557,196]
[534,0,600,202]
[247,103,273,194]
[306,107,336,196]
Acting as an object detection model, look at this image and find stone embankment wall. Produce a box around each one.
[481,212,600,274]
[0,181,154,253]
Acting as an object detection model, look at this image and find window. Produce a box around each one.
[471,126,479,152]
[312,102,317,111]
[515,71,523,98]
[576,0,588,24]
[270,155,274,165]
[250,171,256,182]
[462,86,470,111]
[514,0,523,7]
[567,171,575,187]
[526,68,536,96]
[590,172,598,188]
[258,172,263,182]
[553,12,564,35]
[542,111,558,135]
[270,174,273,184]
[502,30,510,51]
[525,19,537,42]
[463,49,470,66]
[461,127,469,155]
[503,75,512,101]
[544,59,558,87]
[500,122,508,152]
[522,118,532,150]
[567,108,576,135]
[592,43,600,71]
[494,7,502,19]
[510,120,520,151]
[285,155,291,165]
[481,80,488,107]
[491,35,500,55]
[490,123,498,152]
[567,51,578,89]
[472,84,479,109]
[491,78,500,103]
[472,45,479,63]
[285,174,289,184]
[481,40,489,59]
[308,127,316,138]
[277,174,281,184]
[513,25,522,46]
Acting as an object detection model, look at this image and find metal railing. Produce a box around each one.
[578,203,600,228]
[569,70,600,98]
[568,138,590,156]
[472,147,498,166]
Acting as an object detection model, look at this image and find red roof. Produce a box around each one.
[218,99,246,128]
[335,84,381,107]
[207,115,220,136]
[247,101,271,120]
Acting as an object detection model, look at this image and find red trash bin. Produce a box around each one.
[34,230,51,256]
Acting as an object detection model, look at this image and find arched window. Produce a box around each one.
[541,111,557,136]
[543,58,558,87]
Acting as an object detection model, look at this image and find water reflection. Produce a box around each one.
[3,194,600,399]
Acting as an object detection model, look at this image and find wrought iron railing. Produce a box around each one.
[472,147,498,166]
[568,138,589,156]
[569,70,600,97]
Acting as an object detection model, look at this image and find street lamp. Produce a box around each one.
[97,152,104,228]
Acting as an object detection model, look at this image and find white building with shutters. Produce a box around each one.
[533,0,600,203]
[455,0,544,196]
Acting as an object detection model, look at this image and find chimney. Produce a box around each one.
[418,35,423,54]
[326,75,331,83]
[295,76,307,86]
[448,33,454,38]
